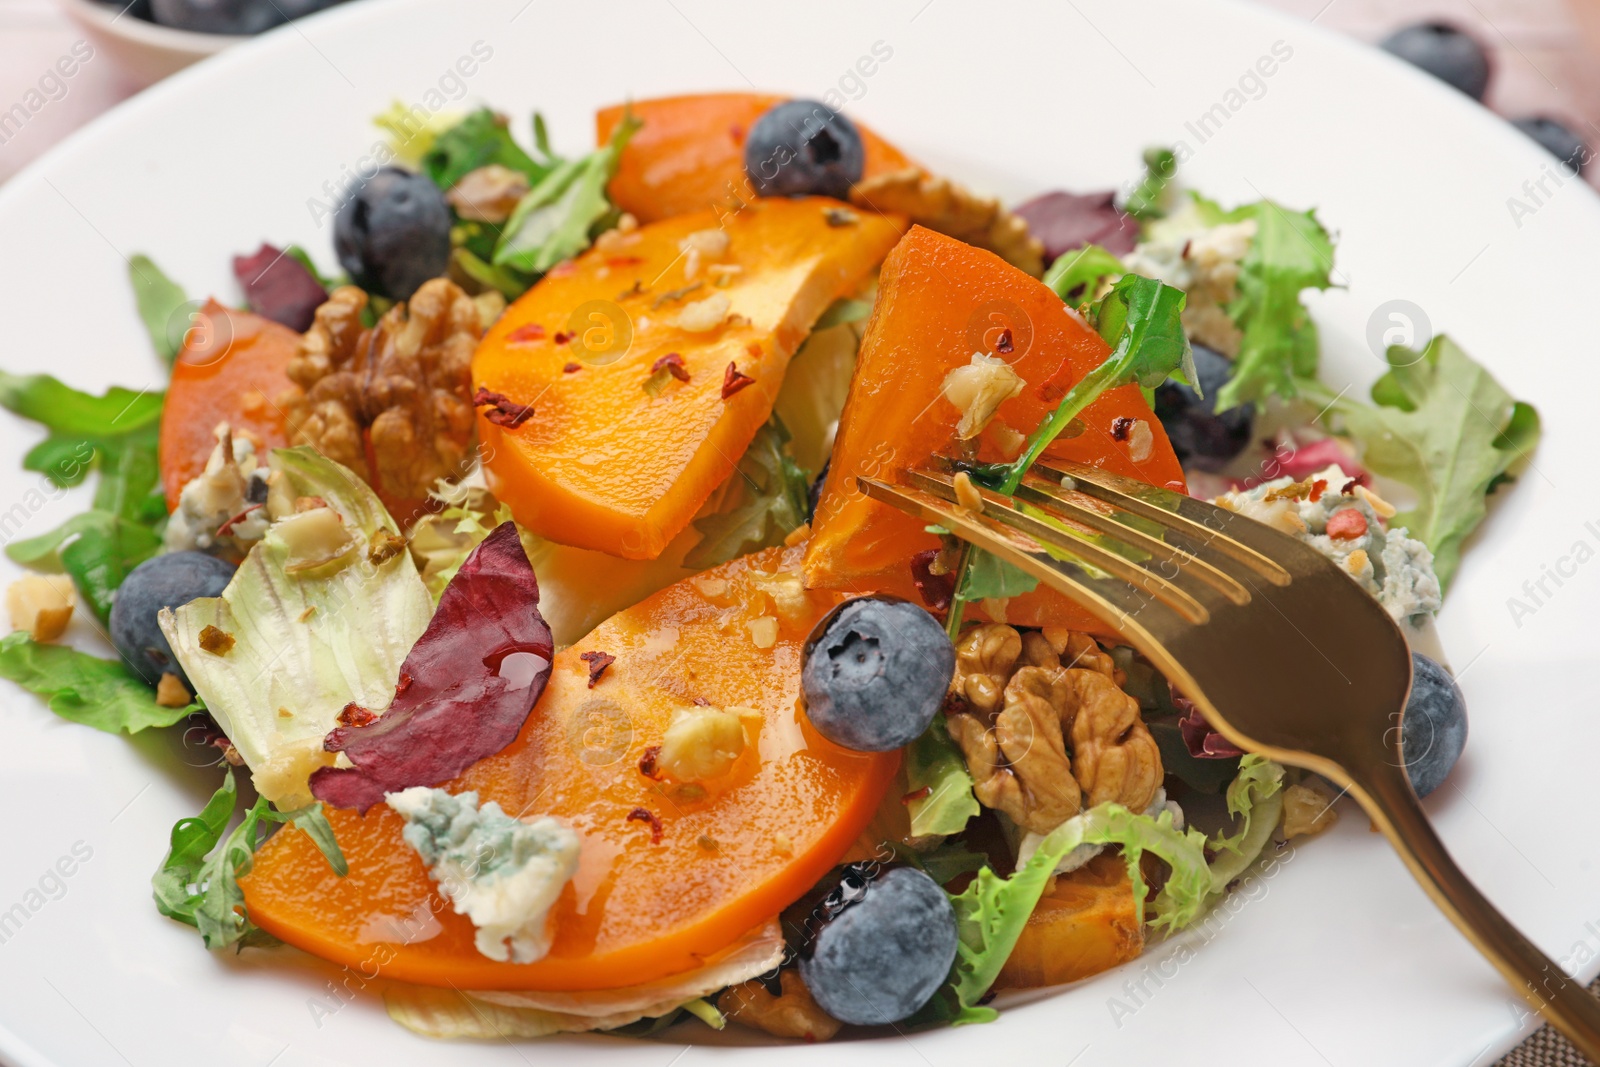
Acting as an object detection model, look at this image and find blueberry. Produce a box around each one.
[1402,653,1468,797]
[110,552,236,687]
[1379,22,1491,101]
[799,865,958,1025]
[1511,116,1588,176]
[1152,343,1254,471]
[801,597,954,752]
[149,0,339,34]
[334,166,452,301]
[744,100,865,201]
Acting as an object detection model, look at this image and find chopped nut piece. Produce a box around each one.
[677,292,732,332]
[592,212,641,255]
[746,615,779,649]
[693,576,729,598]
[851,166,1044,275]
[276,506,356,574]
[952,623,1022,714]
[658,706,753,782]
[1344,548,1371,577]
[155,672,192,708]
[284,280,480,502]
[679,227,731,280]
[367,530,407,566]
[988,419,1026,459]
[753,572,809,619]
[823,206,859,227]
[1354,484,1397,519]
[445,164,531,223]
[1037,626,1116,677]
[953,471,985,513]
[1282,780,1339,838]
[1126,419,1154,463]
[719,969,842,1042]
[198,625,235,655]
[942,353,1025,440]
[6,574,74,642]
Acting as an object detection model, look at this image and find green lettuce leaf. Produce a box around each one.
[159,447,433,809]
[1002,273,1191,492]
[904,715,981,838]
[152,767,346,950]
[423,108,557,190]
[1304,335,1540,589]
[1123,146,1177,220]
[682,418,809,570]
[1214,201,1335,410]
[1204,754,1285,889]
[0,631,195,732]
[1042,243,1125,306]
[772,318,863,473]
[128,254,189,364]
[493,113,639,275]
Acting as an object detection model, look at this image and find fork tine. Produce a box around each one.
[1033,459,1292,586]
[856,475,1208,626]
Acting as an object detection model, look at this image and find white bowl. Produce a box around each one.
[53,0,236,89]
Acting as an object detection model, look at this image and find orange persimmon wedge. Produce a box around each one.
[804,226,1187,633]
[242,544,897,991]
[598,93,916,224]
[473,198,903,560]
[158,301,297,510]
[994,852,1143,990]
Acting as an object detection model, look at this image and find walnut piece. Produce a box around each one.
[719,970,842,1042]
[990,666,1083,834]
[1069,669,1162,812]
[445,164,529,223]
[851,167,1045,276]
[1282,780,1339,838]
[284,279,480,502]
[952,623,1021,714]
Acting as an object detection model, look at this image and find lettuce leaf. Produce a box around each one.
[0,631,195,732]
[160,448,433,808]
[151,767,346,950]
[493,112,639,275]
[1204,754,1285,890]
[904,714,981,838]
[1041,242,1125,306]
[1304,335,1540,590]
[682,417,809,570]
[1214,201,1335,410]
[1123,147,1177,220]
[127,254,189,364]
[422,108,557,190]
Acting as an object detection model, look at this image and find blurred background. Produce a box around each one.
[3,0,1600,186]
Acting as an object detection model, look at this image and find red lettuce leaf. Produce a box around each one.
[1172,687,1244,759]
[310,523,553,812]
[1012,190,1139,264]
[232,244,328,332]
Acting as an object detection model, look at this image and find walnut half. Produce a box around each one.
[851,167,1045,277]
[283,279,481,502]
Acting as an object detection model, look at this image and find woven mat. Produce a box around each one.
[1493,977,1600,1066]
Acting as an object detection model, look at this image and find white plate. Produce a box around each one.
[2,1,1597,1064]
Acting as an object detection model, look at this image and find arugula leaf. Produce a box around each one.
[8,510,163,622]
[423,108,557,190]
[153,767,348,950]
[451,247,532,300]
[1041,243,1124,306]
[0,371,162,438]
[0,631,193,732]
[904,715,981,837]
[958,548,1038,600]
[1306,335,1540,589]
[128,254,189,364]
[23,435,97,488]
[1123,146,1177,220]
[493,113,640,275]
[1002,273,1190,492]
[1214,202,1335,410]
[682,417,809,570]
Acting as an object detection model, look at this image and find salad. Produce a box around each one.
[0,92,1537,1041]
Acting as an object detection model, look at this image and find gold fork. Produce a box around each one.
[860,460,1600,1056]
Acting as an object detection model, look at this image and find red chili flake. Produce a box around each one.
[721,362,756,399]
[606,256,644,267]
[1037,356,1075,402]
[901,786,931,804]
[563,362,582,374]
[638,745,663,781]
[1309,478,1328,503]
[579,650,616,687]
[1110,416,1134,441]
[692,697,710,706]
[395,673,413,696]
[473,386,535,429]
[994,328,1014,355]
[216,503,263,537]
[1326,508,1369,541]
[651,352,690,382]
[729,123,746,144]
[553,330,575,345]
[1340,478,1360,496]
[909,549,955,612]
[627,806,663,844]
[548,261,579,278]
[507,323,546,344]
[337,702,380,728]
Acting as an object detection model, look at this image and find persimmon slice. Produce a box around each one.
[242,545,898,991]
[598,93,916,224]
[804,226,1187,632]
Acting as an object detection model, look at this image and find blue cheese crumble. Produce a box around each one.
[386,787,580,964]
[1214,463,1443,626]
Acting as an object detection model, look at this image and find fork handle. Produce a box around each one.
[1356,764,1600,1058]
